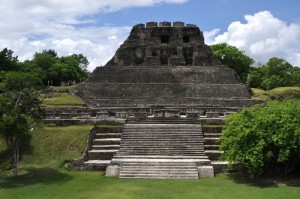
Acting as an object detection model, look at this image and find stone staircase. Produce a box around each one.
[84,127,122,168]
[201,118,228,173]
[108,119,213,179]
[203,124,223,161]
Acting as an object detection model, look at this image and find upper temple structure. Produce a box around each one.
[105,21,218,67]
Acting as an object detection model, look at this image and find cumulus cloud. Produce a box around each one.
[205,11,300,66]
[0,0,188,71]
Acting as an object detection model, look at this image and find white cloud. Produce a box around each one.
[206,11,300,66]
[0,0,188,71]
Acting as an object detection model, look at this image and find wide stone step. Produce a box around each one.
[118,152,205,154]
[123,128,201,131]
[202,126,224,133]
[88,149,119,160]
[123,128,201,130]
[125,124,201,128]
[205,150,222,160]
[203,133,222,138]
[92,145,120,150]
[121,135,203,138]
[93,138,121,145]
[204,145,220,150]
[118,148,205,151]
[84,160,111,165]
[121,134,203,136]
[119,162,199,179]
[95,133,122,138]
[129,120,199,123]
[113,155,209,159]
[204,138,219,145]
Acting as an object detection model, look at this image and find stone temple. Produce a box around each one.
[71,21,260,179]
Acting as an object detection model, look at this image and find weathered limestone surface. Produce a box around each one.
[71,22,263,179]
[106,165,120,177]
[75,21,260,109]
[198,166,214,178]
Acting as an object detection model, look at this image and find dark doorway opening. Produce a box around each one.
[161,35,170,43]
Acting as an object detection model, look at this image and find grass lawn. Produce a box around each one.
[1,124,300,199]
[0,170,299,199]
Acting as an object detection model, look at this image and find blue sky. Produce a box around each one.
[1,0,300,71]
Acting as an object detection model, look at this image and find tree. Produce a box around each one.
[0,72,44,176]
[29,50,89,86]
[72,53,89,72]
[247,57,299,90]
[220,101,300,177]
[33,50,58,71]
[211,43,254,83]
[0,48,19,71]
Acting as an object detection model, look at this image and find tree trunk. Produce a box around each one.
[12,143,19,176]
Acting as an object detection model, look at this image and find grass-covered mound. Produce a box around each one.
[40,86,85,107]
[251,87,300,101]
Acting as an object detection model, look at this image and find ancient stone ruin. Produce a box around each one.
[70,21,261,179]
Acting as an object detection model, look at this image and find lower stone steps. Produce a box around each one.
[119,162,199,179]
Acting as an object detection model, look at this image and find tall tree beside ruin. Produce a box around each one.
[211,43,254,83]
[0,48,19,71]
[248,57,300,90]
[0,72,44,176]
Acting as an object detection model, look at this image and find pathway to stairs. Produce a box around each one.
[107,119,213,179]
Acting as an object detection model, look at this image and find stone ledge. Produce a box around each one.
[106,165,120,177]
[198,166,214,178]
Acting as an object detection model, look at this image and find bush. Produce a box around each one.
[220,100,300,177]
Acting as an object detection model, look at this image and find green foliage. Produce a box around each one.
[248,58,300,90]
[0,48,19,71]
[0,72,44,176]
[211,43,254,83]
[29,49,89,86]
[221,101,300,176]
[0,47,89,87]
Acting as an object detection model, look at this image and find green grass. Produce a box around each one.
[41,92,85,107]
[251,87,300,101]
[22,125,93,168]
[1,124,300,199]
[0,171,299,199]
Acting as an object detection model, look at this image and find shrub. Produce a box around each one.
[220,100,300,177]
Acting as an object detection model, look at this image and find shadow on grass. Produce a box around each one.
[225,173,279,188]
[0,167,73,189]
[226,172,300,187]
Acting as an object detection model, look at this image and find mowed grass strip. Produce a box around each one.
[0,171,300,199]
